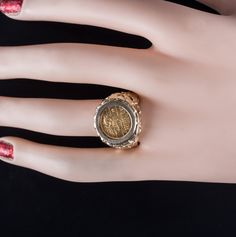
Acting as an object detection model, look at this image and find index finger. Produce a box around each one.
[0,0,212,48]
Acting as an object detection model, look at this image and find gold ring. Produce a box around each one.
[94,91,142,149]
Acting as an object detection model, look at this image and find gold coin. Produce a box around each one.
[99,105,132,139]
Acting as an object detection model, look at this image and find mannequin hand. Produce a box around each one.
[0,0,236,183]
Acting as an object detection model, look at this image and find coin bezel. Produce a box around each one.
[94,99,138,147]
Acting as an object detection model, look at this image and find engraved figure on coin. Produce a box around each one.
[100,106,131,139]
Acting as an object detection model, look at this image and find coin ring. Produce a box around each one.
[94,92,141,149]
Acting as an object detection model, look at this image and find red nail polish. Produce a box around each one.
[0,140,14,160]
[0,0,23,15]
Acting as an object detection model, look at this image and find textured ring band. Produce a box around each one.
[94,91,142,149]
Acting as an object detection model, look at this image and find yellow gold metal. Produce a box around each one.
[99,106,132,139]
[94,91,142,149]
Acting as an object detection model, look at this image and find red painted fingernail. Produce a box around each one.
[0,140,14,160]
[0,0,23,15]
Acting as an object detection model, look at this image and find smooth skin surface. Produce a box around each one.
[0,0,236,183]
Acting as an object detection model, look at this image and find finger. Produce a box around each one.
[0,96,101,136]
[0,43,160,93]
[0,137,140,182]
[0,0,213,47]
[196,0,236,15]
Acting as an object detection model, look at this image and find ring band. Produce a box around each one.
[94,91,142,149]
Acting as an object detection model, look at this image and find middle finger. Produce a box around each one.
[0,43,158,93]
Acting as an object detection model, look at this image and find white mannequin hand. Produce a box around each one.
[0,0,236,183]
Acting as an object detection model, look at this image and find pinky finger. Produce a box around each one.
[0,137,139,182]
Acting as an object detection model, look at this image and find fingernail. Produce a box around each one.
[0,140,14,160]
[0,0,23,15]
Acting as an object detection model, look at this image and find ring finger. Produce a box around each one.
[0,96,101,136]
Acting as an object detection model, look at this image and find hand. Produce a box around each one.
[0,0,236,183]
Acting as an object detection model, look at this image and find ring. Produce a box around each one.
[94,91,142,149]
